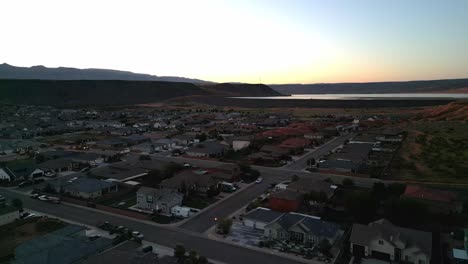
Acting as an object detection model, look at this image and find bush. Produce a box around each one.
[342,178,354,187]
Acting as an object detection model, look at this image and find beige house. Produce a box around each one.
[350,219,432,264]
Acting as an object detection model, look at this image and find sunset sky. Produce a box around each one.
[1,0,467,84]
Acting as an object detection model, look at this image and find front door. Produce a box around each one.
[395,248,402,262]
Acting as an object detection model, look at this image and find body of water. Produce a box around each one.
[232,93,468,100]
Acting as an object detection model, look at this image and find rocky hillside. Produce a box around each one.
[418,101,468,121]
[201,83,282,96]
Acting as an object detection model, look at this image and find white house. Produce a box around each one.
[350,219,432,264]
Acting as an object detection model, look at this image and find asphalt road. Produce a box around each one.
[179,182,269,233]
[283,133,355,170]
[0,189,304,264]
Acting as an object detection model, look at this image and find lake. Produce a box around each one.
[231,93,468,100]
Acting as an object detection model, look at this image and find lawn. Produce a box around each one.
[183,195,219,209]
[152,214,175,224]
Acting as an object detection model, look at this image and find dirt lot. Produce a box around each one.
[0,217,66,262]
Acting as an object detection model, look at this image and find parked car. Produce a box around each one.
[255,177,263,184]
[18,181,33,188]
[132,231,144,240]
[23,213,37,219]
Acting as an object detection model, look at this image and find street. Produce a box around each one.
[283,133,355,170]
[0,188,305,264]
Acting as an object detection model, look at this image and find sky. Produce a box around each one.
[1,0,468,84]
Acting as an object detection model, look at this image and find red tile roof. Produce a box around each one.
[279,138,312,149]
[403,185,457,203]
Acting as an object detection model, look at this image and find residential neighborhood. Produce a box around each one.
[0,103,466,264]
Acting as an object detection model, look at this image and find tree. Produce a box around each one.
[12,198,23,209]
[174,245,186,262]
[182,259,193,264]
[342,178,354,187]
[195,133,207,142]
[371,182,387,201]
[345,190,377,223]
[198,256,208,264]
[188,250,198,264]
[217,218,233,235]
[318,239,332,254]
[163,163,184,179]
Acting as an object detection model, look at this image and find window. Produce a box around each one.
[378,240,384,245]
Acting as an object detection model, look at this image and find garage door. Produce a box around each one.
[371,250,391,261]
[352,244,365,258]
[243,219,255,228]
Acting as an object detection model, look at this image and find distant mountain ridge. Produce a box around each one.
[271,79,468,94]
[0,63,213,84]
[0,79,280,107]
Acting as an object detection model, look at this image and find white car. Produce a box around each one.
[38,195,50,201]
[23,213,37,219]
[255,177,263,184]
[132,231,144,239]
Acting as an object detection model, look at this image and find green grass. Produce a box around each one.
[152,214,174,224]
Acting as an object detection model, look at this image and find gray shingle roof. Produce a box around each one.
[65,178,116,193]
[244,207,283,223]
[350,218,432,256]
[13,224,113,264]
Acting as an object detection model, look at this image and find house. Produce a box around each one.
[68,152,106,166]
[452,229,468,264]
[82,240,178,264]
[160,169,218,195]
[12,225,113,264]
[268,190,304,212]
[62,177,118,199]
[185,142,227,158]
[320,143,374,174]
[243,207,283,230]
[0,159,44,182]
[279,138,312,154]
[213,163,240,182]
[232,136,253,151]
[172,134,197,146]
[350,219,432,264]
[38,158,77,173]
[402,185,463,214]
[130,142,155,154]
[136,187,183,216]
[89,163,148,182]
[152,138,177,151]
[304,133,324,140]
[124,134,150,146]
[0,196,20,226]
[287,178,337,200]
[260,145,290,156]
[263,212,343,246]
